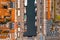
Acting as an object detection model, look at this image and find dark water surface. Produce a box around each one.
[23,0,37,37]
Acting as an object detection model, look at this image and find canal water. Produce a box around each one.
[23,0,37,37]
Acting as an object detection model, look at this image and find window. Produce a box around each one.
[3,5,8,9]
[10,2,15,8]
